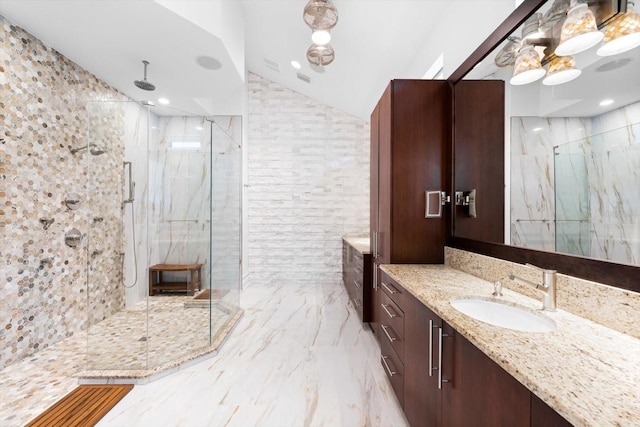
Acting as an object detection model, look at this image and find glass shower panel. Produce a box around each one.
[86,101,149,371]
[147,113,212,369]
[554,140,590,257]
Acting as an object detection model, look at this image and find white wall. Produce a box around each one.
[245,73,370,285]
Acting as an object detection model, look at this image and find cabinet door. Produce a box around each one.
[404,292,442,427]
[531,394,573,427]
[377,83,393,264]
[370,99,381,339]
[442,324,531,427]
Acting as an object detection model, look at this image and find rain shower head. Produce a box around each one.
[134,60,156,91]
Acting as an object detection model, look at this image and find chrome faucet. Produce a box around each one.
[510,263,557,311]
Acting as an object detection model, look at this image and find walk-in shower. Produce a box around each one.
[82,100,242,375]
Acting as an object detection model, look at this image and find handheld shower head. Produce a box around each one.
[134,60,156,91]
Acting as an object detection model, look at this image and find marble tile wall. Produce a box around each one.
[511,101,640,265]
[0,15,127,370]
[445,247,640,340]
[246,73,370,284]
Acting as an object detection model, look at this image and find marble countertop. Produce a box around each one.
[343,236,370,254]
[380,264,640,427]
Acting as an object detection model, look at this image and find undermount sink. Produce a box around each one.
[450,297,557,333]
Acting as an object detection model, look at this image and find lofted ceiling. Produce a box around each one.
[0,0,462,120]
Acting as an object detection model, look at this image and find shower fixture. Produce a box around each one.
[69,144,105,155]
[134,60,156,91]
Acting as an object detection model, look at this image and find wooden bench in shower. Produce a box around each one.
[148,263,202,296]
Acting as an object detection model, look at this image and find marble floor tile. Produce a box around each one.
[0,280,408,427]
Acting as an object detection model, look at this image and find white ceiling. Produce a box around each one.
[0,0,463,120]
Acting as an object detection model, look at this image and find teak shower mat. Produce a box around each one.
[26,384,133,427]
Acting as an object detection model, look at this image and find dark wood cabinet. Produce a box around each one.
[531,394,573,427]
[341,239,371,323]
[370,80,449,340]
[381,272,573,427]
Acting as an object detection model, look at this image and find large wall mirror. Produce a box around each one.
[449,0,640,292]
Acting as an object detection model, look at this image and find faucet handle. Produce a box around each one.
[525,263,557,274]
[492,281,503,297]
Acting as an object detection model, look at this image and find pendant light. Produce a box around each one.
[555,0,604,56]
[303,0,338,30]
[542,56,582,85]
[510,45,546,85]
[307,44,335,66]
[597,3,640,56]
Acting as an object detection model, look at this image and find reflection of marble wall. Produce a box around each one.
[0,16,126,369]
[511,101,640,265]
[510,116,590,251]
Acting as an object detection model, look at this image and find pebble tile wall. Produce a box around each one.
[0,15,126,370]
[247,73,370,284]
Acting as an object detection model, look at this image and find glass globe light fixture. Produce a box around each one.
[307,44,335,66]
[510,45,546,85]
[303,0,338,30]
[311,29,331,45]
[555,1,604,56]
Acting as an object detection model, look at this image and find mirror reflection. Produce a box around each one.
[463,0,640,266]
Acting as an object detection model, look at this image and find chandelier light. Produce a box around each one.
[306,44,335,66]
[596,3,640,56]
[555,0,603,56]
[542,56,582,85]
[510,45,546,85]
[303,0,338,30]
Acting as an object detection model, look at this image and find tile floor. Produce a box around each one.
[1,280,408,426]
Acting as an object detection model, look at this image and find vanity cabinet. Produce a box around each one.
[342,239,371,323]
[370,80,449,339]
[381,271,573,427]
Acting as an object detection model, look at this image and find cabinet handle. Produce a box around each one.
[381,324,397,342]
[381,303,397,319]
[381,355,397,377]
[373,264,378,290]
[381,282,398,295]
[438,327,450,390]
[353,280,362,289]
[353,298,362,307]
[374,231,379,258]
[429,320,434,377]
[353,266,362,275]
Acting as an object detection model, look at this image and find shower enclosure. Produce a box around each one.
[83,101,241,373]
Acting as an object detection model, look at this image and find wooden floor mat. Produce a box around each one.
[26,384,133,427]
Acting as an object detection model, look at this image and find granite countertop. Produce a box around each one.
[343,236,370,254]
[380,264,640,427]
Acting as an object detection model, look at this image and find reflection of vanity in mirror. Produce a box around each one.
[449,0,640,291]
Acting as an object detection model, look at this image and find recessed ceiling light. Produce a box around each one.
[599,99,614,107]
[291,60,301,70]
[532,127,543,132]
[195,126,203,131]
[158,98,170,105]
[196,55,222,70]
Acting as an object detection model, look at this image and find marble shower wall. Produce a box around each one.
[0,16,127,370]
[511,101,640,265]
[145,115,241,290]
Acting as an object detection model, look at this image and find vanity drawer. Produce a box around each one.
[380,272,405,309]
[380,328,404,406]
[380,289,404,340]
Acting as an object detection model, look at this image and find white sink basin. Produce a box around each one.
[450,297,556,333]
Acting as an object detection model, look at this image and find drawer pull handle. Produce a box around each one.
[429,319,435,377]
[353,298,362,307]
[381,355,397,377]
[353,267,362,275]
[381,303,397,318]
[381,324,397,342]
[381,282,398,295]
[438,327,451,389]
[353,280,362,289]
